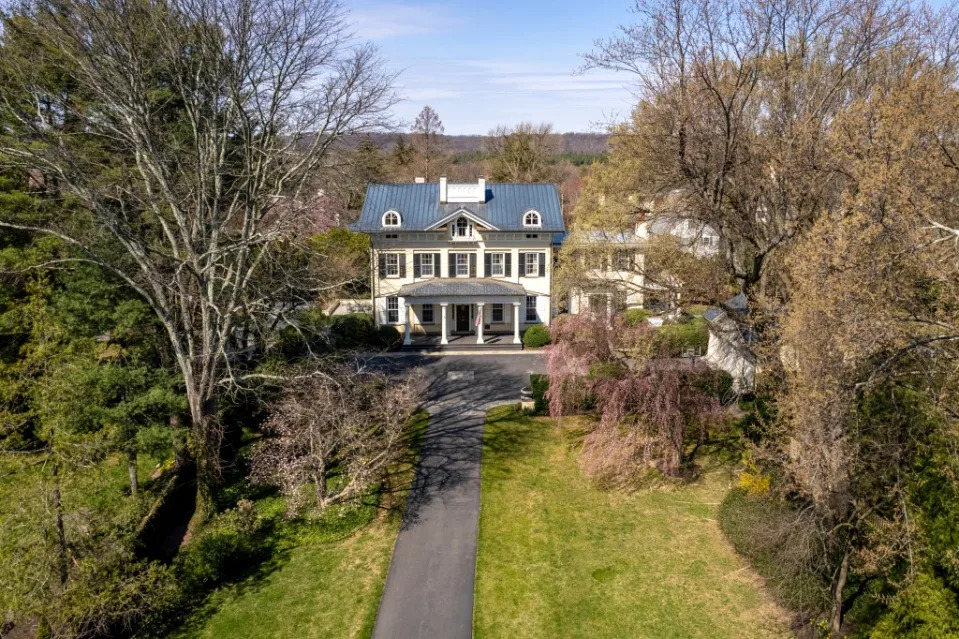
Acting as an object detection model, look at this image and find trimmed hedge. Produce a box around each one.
[329,312,376,349]
[522,324,551,348]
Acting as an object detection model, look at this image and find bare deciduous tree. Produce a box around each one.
[410,105,446,181]
[484,122,560,183]
[250,366,424,514]
[583,0,912,298]
[0,0,398,519]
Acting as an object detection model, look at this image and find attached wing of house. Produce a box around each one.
[350,177,565,346]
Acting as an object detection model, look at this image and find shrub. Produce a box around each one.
[690,368,734,401]
[523,323,551,348]
[275,308,331,358]
[718,489,830,615]
[530,374,549,415]
[376,325,402,350]
[870,573,959,638]
[656,317,708,356]
[329,313,375,349]
[174,501,262,594]
[622,308,652,326]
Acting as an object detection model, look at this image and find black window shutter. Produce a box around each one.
[399,253,407,278]
[484,253,492,277]
[505,252,511,277]
[449,253,455,278]
[378,254,386,278]
[469,253,476,278]
[413,254,421,279]
[434,253,441,277]
[518,252,526,276]
[539,252,546,277]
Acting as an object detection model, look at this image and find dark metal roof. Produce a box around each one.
[703,308,724,322]
[350,183,565,232]
[398,278,528,298]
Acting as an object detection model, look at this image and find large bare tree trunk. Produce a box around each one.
[0,0,397,529]
[831,549,850,634]
[127,449,139,496]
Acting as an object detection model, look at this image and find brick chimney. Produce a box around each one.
[439,176,448,203]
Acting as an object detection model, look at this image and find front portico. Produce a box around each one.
[397,279,527,346]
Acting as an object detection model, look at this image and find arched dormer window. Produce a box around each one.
[523,210,541,227]
[382,210,401,228]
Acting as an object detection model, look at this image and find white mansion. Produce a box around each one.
[568,211,721,315]
[350,177,565,345]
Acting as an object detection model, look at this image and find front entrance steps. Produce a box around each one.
[404,334,523,352]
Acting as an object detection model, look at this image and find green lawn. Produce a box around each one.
[170,513,399,639]
[475,406,791,639]
[171,411,428,639]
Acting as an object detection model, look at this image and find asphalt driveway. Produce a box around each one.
[370,354,545,639]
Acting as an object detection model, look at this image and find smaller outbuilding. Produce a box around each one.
[703,293,756,391]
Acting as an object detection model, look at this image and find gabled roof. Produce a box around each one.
[424,208,499,231]
[350,183,565,233]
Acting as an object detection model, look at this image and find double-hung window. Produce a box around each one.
[421,303,434,324]
[455,253,469,277]
[525,252,539,277]
[525,296,537,322]
[490,253,505,277]
[452,217,472,239]
[385,254,399,278]
[387,297,399,324]
[492,303,504,323]
[420,253,434,277]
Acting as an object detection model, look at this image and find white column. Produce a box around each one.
[403,302,412,346]
[440,303,449,345]
[476,302,485,344]
[513,302,521,344]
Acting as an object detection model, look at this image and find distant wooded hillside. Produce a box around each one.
[341,132,609,156]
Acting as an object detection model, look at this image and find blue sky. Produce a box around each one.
[346,0,638,134]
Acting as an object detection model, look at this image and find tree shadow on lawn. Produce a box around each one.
[370,356,545,530]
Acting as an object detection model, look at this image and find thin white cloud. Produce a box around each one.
[383,56,634,133]
[350,3,463,40]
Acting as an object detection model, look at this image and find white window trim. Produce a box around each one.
[523,210,542,228]
[524,252,539,277]
[490,253,505,277]
[492,303,504,323]
[382,210,401,228]
[420,253,434,277]
[525,296,537,323]
[385,253,400,278]
[452,217,474,239]
[455,253,470,277]
[421,303,435,324]
[386,297,399,324]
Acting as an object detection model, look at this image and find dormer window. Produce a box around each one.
[382,210,401,228]
[452,217,474,239]
[523,210,541,227]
